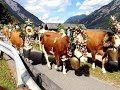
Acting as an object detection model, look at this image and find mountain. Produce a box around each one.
[1,0,44,25]
[0,0,14,24]
[65,0,120,29]
[64,14,87,24]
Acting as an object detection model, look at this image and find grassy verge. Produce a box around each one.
[80,62,120,88]
[32,42,40,50]
[0,58,16,90]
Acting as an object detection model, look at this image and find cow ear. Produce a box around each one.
[107,32,114,36]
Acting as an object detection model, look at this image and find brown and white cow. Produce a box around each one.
[40,30,70,75]
[10,29,24,51]
[2,24,13,41]
[2,26,9,41]
[75,29,120,73]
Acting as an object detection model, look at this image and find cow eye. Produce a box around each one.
[114,36,117,39]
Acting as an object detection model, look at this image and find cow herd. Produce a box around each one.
[38,27,120,75]
[1,16,120,77]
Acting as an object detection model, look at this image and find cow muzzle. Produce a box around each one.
[107,48,119,61]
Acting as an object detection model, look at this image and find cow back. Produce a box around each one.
[84,29,107,54]
[10,29,23,50]
[41,31,69,55]
[2,27,9,38]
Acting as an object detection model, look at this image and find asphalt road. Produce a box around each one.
[29,49,120,90]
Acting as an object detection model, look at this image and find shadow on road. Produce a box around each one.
[87,57,119,73]
[29,51,56,65]
[74,64,90,77]
[29,51,44,65]
[28,50,119,78]
[28,51,90,77]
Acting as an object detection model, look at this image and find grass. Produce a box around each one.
[80,62,120,88]
[32,42,40,50]
[33,42,120,88]
[0,58,16,90]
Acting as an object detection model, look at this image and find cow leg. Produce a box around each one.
[91,52,96,69]
[102,54,107,73]
[39,35,42,51]
[42,45,51,69]
[62,61,67,75]
[54,54,60,70]
[102,58,106,73]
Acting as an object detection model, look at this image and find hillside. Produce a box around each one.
[1,0,44,25]
[0,0,16,24]
[65,0,120,29]
[64,14,87,24]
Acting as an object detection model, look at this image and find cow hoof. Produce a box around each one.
[48,67,52,70]
[29,60,33,64]
[48,66,52,70]
[63,71,67,75]
[102,68,106,73]
[25,58,29,62]
[63,70,67,75]
[54,65,58,70]
[92,63,95,69]
[63,74,67,77]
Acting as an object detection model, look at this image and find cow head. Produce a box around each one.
[104,32,120,48]
[112,34,120,48]
[110,16,120,47]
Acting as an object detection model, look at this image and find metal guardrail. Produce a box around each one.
[0,41,41,90]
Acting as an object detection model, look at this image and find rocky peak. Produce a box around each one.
[2,0,43,25]
[65,0,120,29]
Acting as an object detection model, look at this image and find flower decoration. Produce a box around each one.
[25,26,34,36]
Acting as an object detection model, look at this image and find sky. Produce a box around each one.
[14,0,112,23]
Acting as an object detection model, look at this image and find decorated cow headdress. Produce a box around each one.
[25,18,34,36]
[110,15,120,33]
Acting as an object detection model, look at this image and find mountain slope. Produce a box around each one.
[64,14,87,24]
[65,0,120,29]
[0,0,14,24]
[1,0,44,25]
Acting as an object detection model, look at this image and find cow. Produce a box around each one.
[40,30,70,75]
[10,29,24,51]
[75,29,120,73]
[2,26,9,41]
[2,24,13,41]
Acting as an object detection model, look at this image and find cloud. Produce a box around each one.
[14,0,71,23]
[76,2,81,7]
[39,13,49,20]
[20,0,71,14]
[42,16,64,23]
[79,0,112,10]
[74,12,83,16]
[74,0,112,17]
[74,11,90,16]
[85,11,90,15]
